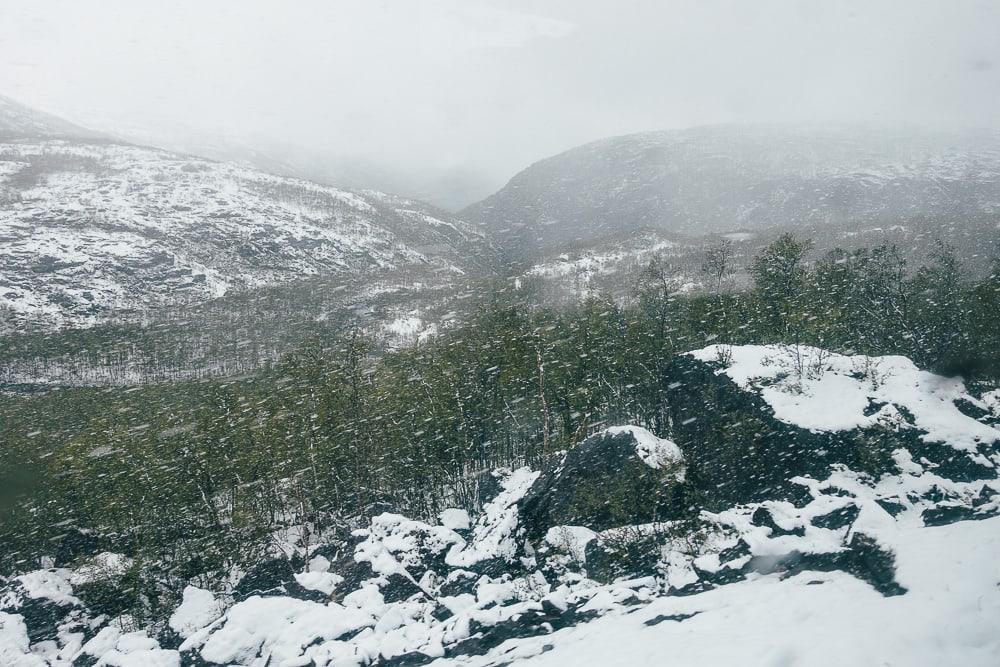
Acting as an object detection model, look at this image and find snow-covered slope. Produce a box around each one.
[465,124,1000,253]
[434,515,1000,667]
[2,345,997,666]
[0,139,489,329]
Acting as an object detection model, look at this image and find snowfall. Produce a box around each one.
[1,344,998,666]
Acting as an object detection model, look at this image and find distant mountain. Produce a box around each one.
[0,94,107,141]
[0,99,491,331]
[464,124,1000,256]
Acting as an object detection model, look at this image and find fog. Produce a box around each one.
[2,0,999,208]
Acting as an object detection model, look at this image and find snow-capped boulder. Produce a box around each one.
[445,467,540,575]
[667,344,1000,505]
[0,570,84,644]
[518,426,689,542]
[439,508,472,533]
[0,612,46,667]
[168,586,225,640]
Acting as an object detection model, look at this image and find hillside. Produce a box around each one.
[464,125,1000,255]
[0,139,490,331]
[2,344,997,666]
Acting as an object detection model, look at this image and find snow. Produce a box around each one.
[604,425,685,474]
[78,627,180,667]
[355,513,464,578]
[194,596,373,666]
[447,468,540,567]
[168,586,225,639]
[69,552,133,586]
[0,613,45,667]
[295,572,343,596]
[3,345,997,666]
[543,526,597,563]
[0,140,480,330]
[439,508,472,532]
[688,344,1000,453]
[13,569,79,606]
[430,515,1000,667]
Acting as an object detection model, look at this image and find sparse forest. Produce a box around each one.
[2,234,997,623]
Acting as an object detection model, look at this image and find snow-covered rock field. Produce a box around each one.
[1,345,998,666]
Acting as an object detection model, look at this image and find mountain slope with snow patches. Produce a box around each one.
[0,139,490,329]
[465,124,1000,254]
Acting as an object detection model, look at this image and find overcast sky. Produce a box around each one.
[2,0,999,207]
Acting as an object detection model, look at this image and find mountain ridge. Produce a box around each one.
[0,96,494,332]
[463,123,1000,255]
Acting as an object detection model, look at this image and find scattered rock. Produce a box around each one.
[810,503,860,530]
[644,611,700,626]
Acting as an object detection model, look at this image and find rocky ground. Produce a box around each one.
[2,344,998,666]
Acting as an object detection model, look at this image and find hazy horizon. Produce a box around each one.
[3,0,1000,208]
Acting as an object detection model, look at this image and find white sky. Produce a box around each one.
[2,0,999,206]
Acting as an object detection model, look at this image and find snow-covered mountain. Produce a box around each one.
[0,121,491,330]
[465,124,1000,254]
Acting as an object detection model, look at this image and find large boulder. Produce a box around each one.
[666,345,1000,506]
[518,426,689,542]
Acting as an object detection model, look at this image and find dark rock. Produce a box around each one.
[644,611,700,626]
[53,529,102,567]
[922,504,979,526]
[445,601,596,659]
[439,570,478,597]
[431,604,453,622]
[518,428,688,542]
[331,557,376,600]
[692,561,747,587]
[922,500,1000,527]
[839,533,906,596]
[179,649,213,666]
[665,354,846,505]
[473,469,505,509]
[810,503,860,530]
[72,655,99,667]
[379,573,424,603]
[876,499,907,517]
[156,625,185,651]
[786,483,816,508]
[664,353,997,506]
[973,485,998,507]
[233,558,296,601]
[463,557,516,579]
[5,593,79,644]
[232,558,326,603]
[378,650,436,666]
[751,507,805,536]
[718,539,751,564]
[909,441,997,483]
[744,533,906,597]
[584,533,660,584]
[920,485,951,504]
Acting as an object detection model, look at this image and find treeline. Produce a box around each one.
[0,234,997,623]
